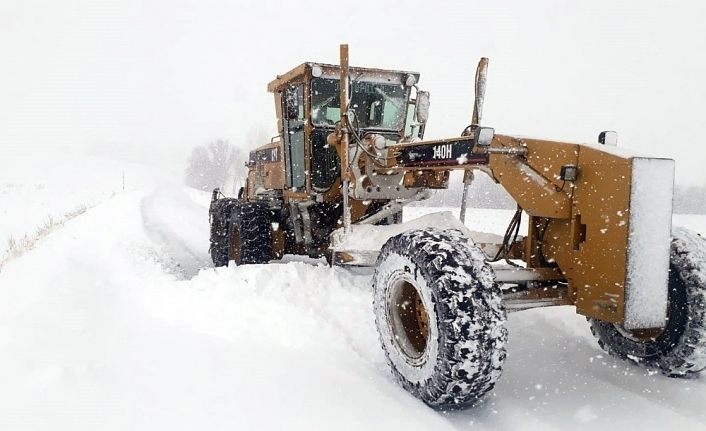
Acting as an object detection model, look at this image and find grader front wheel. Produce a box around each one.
[372,228,507,410]
[589,227,706,376]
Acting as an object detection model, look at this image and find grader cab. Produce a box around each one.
[209,45,706,410]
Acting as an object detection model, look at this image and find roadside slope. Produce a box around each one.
[0,155,162,266]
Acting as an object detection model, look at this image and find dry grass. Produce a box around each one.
[0,205,89,272]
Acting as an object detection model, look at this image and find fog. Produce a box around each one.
[1,0,705,185]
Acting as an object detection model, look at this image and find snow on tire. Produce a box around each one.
[372,228,507,409]
[589,226,706,376]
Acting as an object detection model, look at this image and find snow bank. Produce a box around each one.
[0,188,453,431]
[331,211,472,251]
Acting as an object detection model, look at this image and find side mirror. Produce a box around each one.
[599,130,618,146]
[416,91,430,124]
[474,127,495,147]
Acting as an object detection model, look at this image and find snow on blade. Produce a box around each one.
[331,211,472,252]
[624,158,674,329]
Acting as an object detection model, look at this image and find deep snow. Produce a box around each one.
[1,158,706,430]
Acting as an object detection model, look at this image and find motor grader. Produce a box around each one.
[209,44,706,410]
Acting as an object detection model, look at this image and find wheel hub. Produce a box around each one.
[615,324,664,342]
[387,276,430,366]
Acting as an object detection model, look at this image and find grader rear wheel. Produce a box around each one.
[228,202,274,265]
[373,228,507,410]
[209,198,239,267]
[589,227,706,376]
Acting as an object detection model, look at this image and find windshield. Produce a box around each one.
[311,78,407,130]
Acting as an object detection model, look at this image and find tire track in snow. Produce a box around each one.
[140,188,386,370]
[140,186,211,279]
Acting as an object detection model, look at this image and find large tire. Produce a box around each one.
[372,228,507,409]
[209,198,239,267]
[229,202,273,265]
[589,226,706,376]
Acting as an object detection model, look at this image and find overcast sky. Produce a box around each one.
[1,0,705,184]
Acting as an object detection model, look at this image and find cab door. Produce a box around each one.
[283,84,306,191]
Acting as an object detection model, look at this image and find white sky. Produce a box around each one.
[1,0,705,184]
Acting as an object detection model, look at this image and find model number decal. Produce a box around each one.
[432,144,453,159]
[397,138,488,167]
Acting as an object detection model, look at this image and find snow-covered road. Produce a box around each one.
[140,187,212,278]
[1,179,706,430]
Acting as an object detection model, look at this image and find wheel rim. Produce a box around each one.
[387,275,430,366]
[615,325,664,342]
[614,293,671,342]
[598,265,690,360]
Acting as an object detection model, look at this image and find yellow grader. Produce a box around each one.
[209,45,706,409]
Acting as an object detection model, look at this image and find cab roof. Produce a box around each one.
[267,62,420,93]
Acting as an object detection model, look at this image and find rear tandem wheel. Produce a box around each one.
[229,202,273,265]
[208,197,238,267]
[209,199,273,266]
